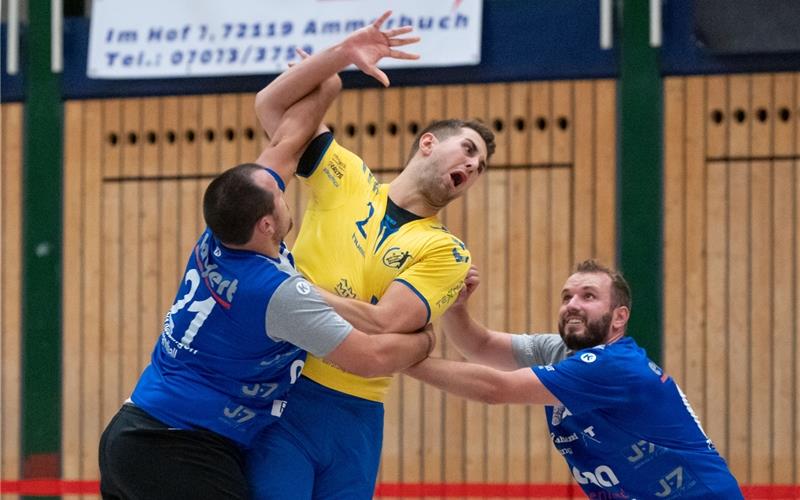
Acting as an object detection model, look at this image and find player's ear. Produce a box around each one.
[418,132,437,155]
[254,215,274,239]
[612,306,630,330]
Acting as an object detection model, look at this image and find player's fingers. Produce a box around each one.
[383,26,414,38]
[389,49,420,60]
[373,10,392,28]
[365,67,390,87]
[388,36,420,47]
[295,47,311,59]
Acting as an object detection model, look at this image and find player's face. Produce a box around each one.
[419,128,488,206]
[557,272,615,350]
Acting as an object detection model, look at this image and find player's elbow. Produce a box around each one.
[471,374,516,405]
[254,89,281,138]
[469,386,505,405]
[319,75,342,100]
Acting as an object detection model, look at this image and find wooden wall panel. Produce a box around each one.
[440,84,468,491]
[704,75,729,460]
[62,100,83,498]
[60,80,617,495]
[507,83,532,487]
[664,72,800,486]
[1,103,23,500]
[771,73,796,485]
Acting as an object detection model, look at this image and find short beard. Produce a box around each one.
[558,312,612,351]
[416,158,452,210]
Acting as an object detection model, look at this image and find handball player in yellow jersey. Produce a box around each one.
[247,12,495,499]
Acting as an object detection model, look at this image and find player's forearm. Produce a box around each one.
[319,288,411,334]
[405,357,559,405]
[316,289,370,331]
[256,44,350,137]
[403,357,509,404]
[363,331,432,377]
[333,329,432,378]
[440,304,490,358]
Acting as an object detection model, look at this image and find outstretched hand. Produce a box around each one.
[343,10,420,86]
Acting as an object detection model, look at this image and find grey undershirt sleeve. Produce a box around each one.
[511,333,569,368]
[265,274,353,358]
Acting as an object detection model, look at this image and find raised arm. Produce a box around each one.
[403,356,559,406]
[254,66,341,181]
[257,10,418,135]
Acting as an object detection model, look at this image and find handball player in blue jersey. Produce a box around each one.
[405,260,742,499]
[97,53,434,499]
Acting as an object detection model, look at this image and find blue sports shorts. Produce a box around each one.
[246,376,384,499]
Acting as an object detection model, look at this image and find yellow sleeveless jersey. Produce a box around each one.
[293,134,471,402]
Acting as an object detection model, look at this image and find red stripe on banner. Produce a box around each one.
[1,480,800,498]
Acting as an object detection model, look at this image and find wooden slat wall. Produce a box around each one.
[1,104,23,500]
[664,73,799,486]
[60,81,616,494]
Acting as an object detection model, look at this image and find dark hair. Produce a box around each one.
[203,163,275,245]
[574,259,632,310]
[406,119,496,163]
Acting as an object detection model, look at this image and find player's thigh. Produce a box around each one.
[100,404,248,500]
[246,431,314,500]
[312,432,382,500]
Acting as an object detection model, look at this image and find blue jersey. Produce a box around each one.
[534,337,741,499]
[131,227,352,447]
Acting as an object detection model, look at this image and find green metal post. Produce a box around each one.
[22,1,63,498]
[618,0,663,361]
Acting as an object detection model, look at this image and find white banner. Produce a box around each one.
[87,0,483,79]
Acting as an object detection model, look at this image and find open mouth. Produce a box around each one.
[450,171,466,187]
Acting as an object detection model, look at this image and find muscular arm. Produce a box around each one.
[324,325,434,378]
[268,274,433,378]
[403,357,560,406]
[254,79,340,182]
[318,281,429,334]
[439,302,521,370]
[439,265,567,370]
[255,11,419,182]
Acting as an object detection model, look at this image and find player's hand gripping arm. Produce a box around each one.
[439,266,522,370]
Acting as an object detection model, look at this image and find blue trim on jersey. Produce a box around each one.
[264,168,286,192]
[395,279,431,324]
